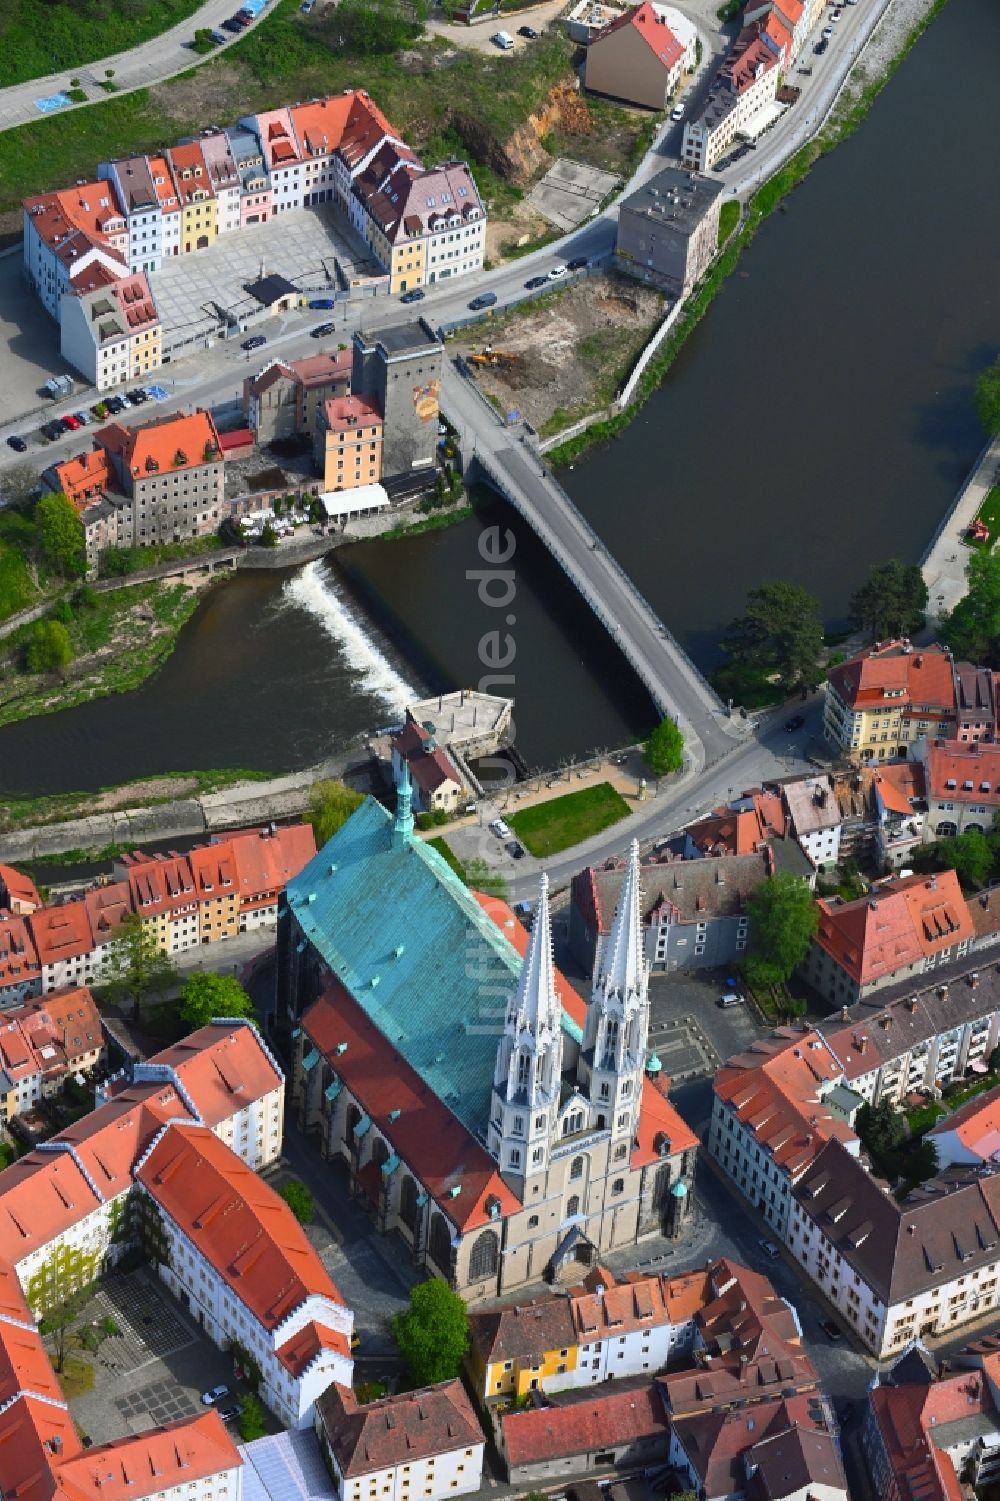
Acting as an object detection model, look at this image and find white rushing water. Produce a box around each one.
[282,560,418,715]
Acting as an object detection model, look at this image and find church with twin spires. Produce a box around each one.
[282,768,697,1299]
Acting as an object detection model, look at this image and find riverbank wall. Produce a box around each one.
[921,435,1000,624]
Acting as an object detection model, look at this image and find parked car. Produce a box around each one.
[73,410,90,425]
[507,840,525,860]
[6,435,27,451]
[758,1239,780,1260]
[311,321,336,338]
[819,1318,842,1342]
[469,292,497,310]
[211,29,229,42]
[201,1386,230,1406]
[309,297,336,309]
[567,255,588,271]
[218,1406,239,1424]
[548,264,568,280]
[126,389,147,405]
[400,288,425,303]
[670,104,685,121]
[822,23,833,35]
[222,15,242,29]
[784,713,805,731]
[718,993,745,1008]
[233,9,253,24]
[517,24,539,37]
[105,395,125,414]
[41,421,63,441]
[242,334,267,350]
[60,414,80,431]
[831,8,842,17]
[489,817,512,839]
[815,36,829,50]
[118,393,132,408]
[490,29,514,48]
[525,275,548,289]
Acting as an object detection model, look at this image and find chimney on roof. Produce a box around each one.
[971,971,980,989]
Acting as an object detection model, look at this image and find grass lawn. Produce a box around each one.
[943,1071,1000,1110]
[718,199,740,247]
[965,486,1000,550]
[905,1101,946,1135]
[57,1356,95,1399]
[510,782,630,857]
[427,835,465,880]
[0,0,206,89]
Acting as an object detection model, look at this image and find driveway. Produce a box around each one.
[427,0,568,53]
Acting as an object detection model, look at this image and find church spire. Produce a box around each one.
[511,873,559,1036]
[595,839,643,1002]
[393,760,413,844]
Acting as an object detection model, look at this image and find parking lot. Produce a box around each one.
[648,969,764,1085]
[0,251,69,422]
[68,1269,242,1444]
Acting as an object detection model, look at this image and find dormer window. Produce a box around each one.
[946,779,957,789]
[426,195,435,207]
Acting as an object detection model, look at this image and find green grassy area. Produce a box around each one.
[58,1356,95,1400]
[0,766,274,828]
[427,835,465,879]
[964,485,1000,551]
[509,782,630,857]
[905,1101,946,1135]
[0,0,208,89]
[943,1071,1000,1110]
[718,199,741,247]
[378,506,474,542]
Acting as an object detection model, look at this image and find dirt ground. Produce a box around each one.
[450,273,663,433]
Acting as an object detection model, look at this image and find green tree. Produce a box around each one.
[393,1280,469,1387]
[260,521,278,548]
[336,0,421,54]
[914,828,997,890]
[643,716,684,777]
[743,871,818,989]
[942,548,1000,664]
[238,1393,268,1441]
[903,1136,939,1186]
[28,1244,101,1367]
[26,618,72,674]
[461,857,509,901]
[279,1180,315,1224]
[308,779,365,846]
[857,1099,906,1158]
[35,492,85,577]
[848,559,928,643]
[974,354,1000,437]
[721,580,824,693]
[178,972,256,1032]
[102,913,178,1020]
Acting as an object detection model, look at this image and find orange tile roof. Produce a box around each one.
[290,95,356,158]
[593,1,685,68]
[28,901,94,967]
[97,408,222,481]
[142,1021,282,1127]
[188,840,238,897]
[224,823,317,911]
[115,851,196,918]
[0,1394,82,1501]
[0,1149,101,1261]
[928,1082,1000,1161]
[0,866,41,914]
[8,986,103,1075]
[322,394,382,432]
[827,642,957,716]
[815,871,974,986]
[56,1411,239,1501]
[568,1265,708,1342]
[23,181,126,254]
[923,738,1000,805]
[0,1312,66,1408]
[254,108,302,170]
[50,449,113,508]
[634,1072,699,1164]
[167,141,216,204]
[83,881,131,944]
[50,1080,196,1201]
[873,760,926,816]
[0,910,41,992]
[137,1123,345,1330]
[276,1320,351,1377]
[502,1379,669,1467]
[146,155,180,212]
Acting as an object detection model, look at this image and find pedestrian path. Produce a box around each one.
[922,436,1000,623]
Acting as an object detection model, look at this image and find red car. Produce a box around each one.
[61,413,81,430]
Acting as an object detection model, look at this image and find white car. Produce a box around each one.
[670,104,684,121]
[489,817,512,839]
[201,1385,230,1406]
[548,265,568,280]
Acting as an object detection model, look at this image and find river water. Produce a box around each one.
[1,0,997,800]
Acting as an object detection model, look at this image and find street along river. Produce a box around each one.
[0,0,996,799]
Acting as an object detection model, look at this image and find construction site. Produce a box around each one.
[450,274,664,436]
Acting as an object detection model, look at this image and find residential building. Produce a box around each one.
[790,1137,1000,1357]
[871,760,928,870]
[147,152,183,257]
[112,850,201,953]
[0,910,42,1008]
[566,0,627,44]
[709,1026,862,1239]
[167,140,218,252]
[681,26,781,171]
[315,1380,485,1501]
[284,809,697,1300]
[189,840,240,942]
[390,716,466,814]
[97,407,224,546]
[585,2,696,111]
[680,786,786,859]
[0,867,41,918]
[59,269,161,392]
[800,872,975,1006]
[498,1377,672,1483]
[199,130,242,235]
[615,166,724,296]
[744,0,815,62]
[822,641,982,762]
[30,898,107,992]
[291,94,359,208]
[22,181,128,320]
[782,775,843,872]
[669,1394,847,1501]
[569,848,775,976]
[354,155,486,292]
[243,349,352,445]
[862,1340,1000,1501]
[315,393,384,492]
[466,1264,708,1402]
[98,155,162,273]
[927,1083,1000,1167]
[137,1122,353,1428]
[243,107,306,214]
[914,737,1000,838]
[351,322,442,479]
[228,125,273,225]
[0,986,104,1126]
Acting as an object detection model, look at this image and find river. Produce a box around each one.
[0,0,996,800]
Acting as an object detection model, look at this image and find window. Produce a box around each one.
[612,1178,624,1196]
[566,1195,580,1218]
[570,1155,584,1180]
[469,1229,499,1282]
[528,1215,539,1229]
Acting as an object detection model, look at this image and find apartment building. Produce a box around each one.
[315,393,383,492]
[0,910,41,1008]
[351,322,442,479]
[199,130,242,235]
[354,154,486,293]
[913,736,1000,838]
[98,155,163,273]
[228,125,273,224]
[744,0,817,60]
[243,107,306,214]
[243,349,352,445]
[167,140,218,252]
[137,1123,353,1428]
[499,1378,671,1484]
[821,640,988,761]
[615,166,724,297]
[22,181,128,319]
[0,986,104,1126]
[148,152,183,257]
[467,1265,707,1402]
[315,1380,485,1501]
[681,26,780,171]
[59,269,161,391]
[801,872,975,1006]
[928,1084,1000,1168]
[96,408,224,546]
[113,849,201,953]
[585,2,696,111]
[781,775,842,871]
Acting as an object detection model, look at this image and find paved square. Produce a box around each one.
[89,1271,195,1374]
[116,1377,200,1428]
[526,156,621,231]
[150,206,375,350]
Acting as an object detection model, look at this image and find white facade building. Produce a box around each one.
[316,1380,485,1501]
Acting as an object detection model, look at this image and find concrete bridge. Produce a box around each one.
[441,364,742,770]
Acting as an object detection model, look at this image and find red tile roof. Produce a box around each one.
[142,1021,282,1127]
[97,409,221,483]
[56,1411,239,1501]
[29,901,94,968]
[226,823,317,910]
[0,910,41,992]
[827,642,957,717]
[318,1380,483,1477]
[276,1321,351,1378]
[873,760,926,817]
[928,1082,1000,1161]
[502,1379,669,1467]
[592,1,685,68]
[322,394,383,432]
[167,141,216,205]
[815,872,974,986]
[923,738,1000,806]
[137,1123,345,1330]
[867,1369,990,1501]
[0,866,42,914]
[50,449,114,509]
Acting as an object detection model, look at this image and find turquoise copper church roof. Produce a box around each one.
[286,796,582,1142]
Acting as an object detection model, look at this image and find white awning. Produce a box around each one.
[319,483,390,519]
[738,99,787,142]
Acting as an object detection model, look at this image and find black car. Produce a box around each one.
[506,841,525,860]
[517,24,539,37]
[41,420,63,441]
[222,16,243,30]
[819,1319,842,1342]
[784,713,805,732]
[469,292,497,310]
[525,275,547,289]
[127,388,148,404]
[106,396,125,414]
[310,321,336,338]
[6,435,27,452]
[567,255,588,271]
[242,334,267,351]
[814,36,828,51]
[400,288,425,304]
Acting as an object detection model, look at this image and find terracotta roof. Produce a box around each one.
[167,141,216,204]
[969,886,1000,945]
[253,108,303,170]
[923,738,1000,806]
[276,1321,351,1378]
[502,1378,668,1467]
[23,181,126,255]
[0,866,42,914]
[4,987,103,1078]
[289,349,353,387]
[97,408,221,481]
[83,881,130,943]
[927,1082,1000,1161]
[290,95,356,158]
[317,1380,483,1476]
[0,1394,82,1501]
[50,449,114,508]
[188,840,238,897]
[814,872,974,987]
[407,747,461,796]
[0,1148,101,1262]
[322,394,383,432]
[141,1021,282,1127]
[28,900,94,967]
[56,1411,239,1501]
[137,1123,345,1330]
[634,1071,699,1163]
[114,851,196,918]
[0,910,41,992]
[826,642,957,717]
[866,1365,993,1501]
[591,1,685,68]
[873,760,927,817]
[473,892,587,1032]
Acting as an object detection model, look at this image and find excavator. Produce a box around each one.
[469,345,521,371]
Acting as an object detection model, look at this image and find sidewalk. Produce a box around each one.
[921,436,1000,625]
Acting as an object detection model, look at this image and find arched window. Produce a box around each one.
[400,1176,419,1231]
[651,1163,672,1214]
[346,1105,361,1141]
[516,1051,531,1091]
[935,821,958,838]
[566,1195,580,1218]
[469,1229,499,1283]
[371,1137,389,1169]
[429,1213,452,1273]
[570,1156,584,1181]
[966,823,984,834]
